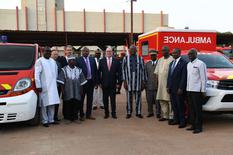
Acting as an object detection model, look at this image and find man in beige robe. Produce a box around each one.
[154,46,173,123]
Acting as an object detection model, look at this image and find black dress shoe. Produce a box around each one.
[54,118,61,122]
[136,114,143,119]
[104,115,109,119]
[178,124,186,128]
[93,107,97,110]
[156,114,161,119]
[51,121,60,125]
[147,114,154,118]
[112,115,117,119]
[159,118,167,121]
[79,117,85,121]
[169,120,179,125]
[193,129,202,134]
[86,116,96,120]
[126,114,131,119]
[100,106,104,109]
[43,123,49,127]
[186,127,195,131]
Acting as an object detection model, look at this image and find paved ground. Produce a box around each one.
[1,92,233,155]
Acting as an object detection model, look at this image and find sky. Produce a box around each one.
[0,0,232,32]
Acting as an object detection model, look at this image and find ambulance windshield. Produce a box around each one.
[182,54,233,68]
[0,45,35,70]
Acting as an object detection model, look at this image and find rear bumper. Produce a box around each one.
[203,88,233,111]
[0,90,38,123]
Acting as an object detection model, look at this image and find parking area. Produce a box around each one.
[0,93,233,155]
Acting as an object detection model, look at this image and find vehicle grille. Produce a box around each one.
[217,80,233,90]
[0,114,4,121]
[0,90,8,96]
[221,94,233,102]
[7,113,17,121]
[0,102,6,106]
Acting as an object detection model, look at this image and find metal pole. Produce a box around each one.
[130,0,133,46]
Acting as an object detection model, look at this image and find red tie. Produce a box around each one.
[107,58,111,71]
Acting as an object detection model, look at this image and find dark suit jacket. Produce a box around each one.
[145,60,158,91]
[76,56,97,85]
[57,56,79,68]
[98,57,122,89]
[57,56,68,68]
[167,57,187,94]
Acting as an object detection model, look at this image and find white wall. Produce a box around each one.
[85,11,103,32]
[0,9,168,33]
[65,11,84,32]
[0,10,17,30]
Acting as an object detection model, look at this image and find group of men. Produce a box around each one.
[145,46,207,134]
[35,44,207,134]
[35,45,122,127]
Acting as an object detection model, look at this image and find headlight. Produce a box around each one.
[207,80,219,89]
[14,78,31,92]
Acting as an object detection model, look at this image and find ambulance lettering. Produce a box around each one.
[163,36,212,44]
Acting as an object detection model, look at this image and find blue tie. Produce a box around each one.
[171,60,176,74]
[85,57,91,79]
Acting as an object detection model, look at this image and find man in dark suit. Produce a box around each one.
[57,45,74,68]
[167,48,187,128]
[145,50,160,118]
[76,47,98,120]
[98,47,122,119]
[51,46,62,122]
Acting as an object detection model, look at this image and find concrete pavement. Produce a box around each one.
[0,92,233,155]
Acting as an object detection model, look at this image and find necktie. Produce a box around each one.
[107,58,111,71]
[171,60,176,74]
[85,57,91,79]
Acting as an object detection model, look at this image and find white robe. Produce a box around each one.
[35,57,60,107]
[154,56,173,101]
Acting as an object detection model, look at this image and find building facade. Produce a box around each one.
[0,0,168,33]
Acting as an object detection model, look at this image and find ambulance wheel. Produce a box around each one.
[28,106,40,126]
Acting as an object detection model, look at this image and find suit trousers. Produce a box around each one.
[146,90,158,115]
[102,87,116,116]
[54,85,61,120]
[187,92,203,130]
[80,80,94,118]
[159,100,173,119]
[126,91,142,115]
[170,93,185,125]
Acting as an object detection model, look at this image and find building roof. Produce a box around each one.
[0,30,141,47]
[139,27,216,38]
[1,30,233,46]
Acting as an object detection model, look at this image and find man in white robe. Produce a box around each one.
[154,46,173,123]
[35,47,60,127]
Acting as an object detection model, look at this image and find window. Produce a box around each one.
[141,41,149,56]
[182,54,233,68]
[0,45,36,70]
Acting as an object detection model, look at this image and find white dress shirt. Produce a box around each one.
[186,58,207,92]
[95,57,100,69]
[173,57,181,68]
[107,57,112,62]
[107,57,112,70]
[65,56,68,63]
[151,60,157,66]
